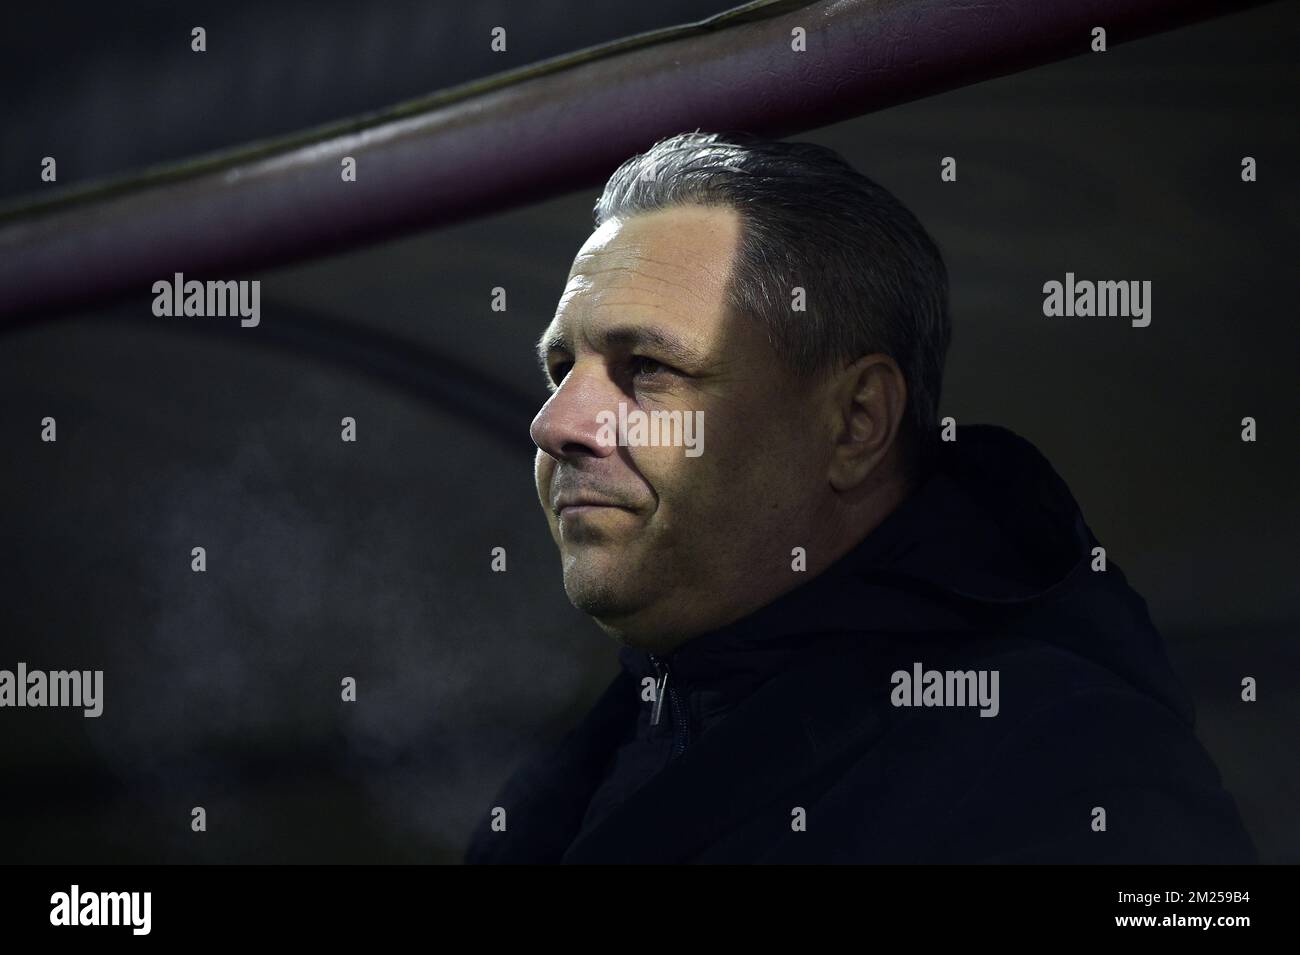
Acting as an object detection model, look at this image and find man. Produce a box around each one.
[466,131,1255,864]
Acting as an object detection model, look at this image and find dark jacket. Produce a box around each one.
[466,425,1256,863]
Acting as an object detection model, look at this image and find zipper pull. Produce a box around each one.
[649,653,670,727]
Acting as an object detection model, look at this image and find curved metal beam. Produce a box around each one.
[1,300,541,447]
[0,0,1269,319]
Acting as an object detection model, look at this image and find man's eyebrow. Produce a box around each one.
[598,325,703,367]
[535,324,706,370]
[536,333,563,372]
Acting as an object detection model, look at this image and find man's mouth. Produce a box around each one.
[550,483,646,521]
[554,496,637,517]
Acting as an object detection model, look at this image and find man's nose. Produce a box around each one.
[529,367,618,462]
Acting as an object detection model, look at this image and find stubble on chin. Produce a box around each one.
[561,551,634,621]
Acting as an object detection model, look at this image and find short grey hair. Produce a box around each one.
[594,130,951,478]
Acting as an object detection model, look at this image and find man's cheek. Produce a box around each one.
[632,449,699,533]
[626,444,678,508]
[534,451,553,500]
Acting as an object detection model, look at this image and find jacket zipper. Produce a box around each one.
[648,652,691,758]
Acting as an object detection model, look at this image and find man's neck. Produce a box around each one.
[603,472,916,656]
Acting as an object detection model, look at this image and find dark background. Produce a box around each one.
[1,1,1295,862]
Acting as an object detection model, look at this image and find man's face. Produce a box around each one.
[531,205,831,650]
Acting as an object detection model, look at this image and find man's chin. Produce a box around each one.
[559,547,647,611]
[562,571,642,622]
[561,566,696,653]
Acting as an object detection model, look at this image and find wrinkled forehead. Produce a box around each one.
[555,207,742,330]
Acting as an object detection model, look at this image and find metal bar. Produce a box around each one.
[0,0,1269,319]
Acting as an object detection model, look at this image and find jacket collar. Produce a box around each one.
[618,424,1091,694]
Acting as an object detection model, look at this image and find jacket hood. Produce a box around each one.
[619,423,1194,725]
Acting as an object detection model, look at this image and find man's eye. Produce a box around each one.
[630,356,672,378]
[548,360,573,385]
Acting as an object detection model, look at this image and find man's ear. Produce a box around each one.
[827,353,907,493]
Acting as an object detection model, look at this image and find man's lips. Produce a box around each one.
[552,494,638,516]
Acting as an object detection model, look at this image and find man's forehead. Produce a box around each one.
[550,206,741,339]
[573,205,739,276]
